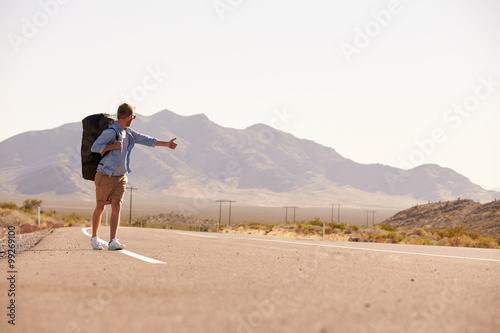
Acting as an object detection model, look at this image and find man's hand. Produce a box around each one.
[103,140,121,153]
[168,138,177,150]
[156,138,178,149]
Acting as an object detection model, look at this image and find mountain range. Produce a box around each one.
[0,110,497,209]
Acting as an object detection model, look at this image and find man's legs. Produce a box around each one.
[93,173,126,250]
[92,203,106,238]
[109,198,122,241]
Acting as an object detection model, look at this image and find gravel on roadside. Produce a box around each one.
[0,229,52,258]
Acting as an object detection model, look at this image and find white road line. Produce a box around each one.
[245,238,500,263]
[177,232,500,263]
[176,231,218,238]
[81,228,166,264]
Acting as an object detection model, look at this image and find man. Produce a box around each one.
[90,103,177,250]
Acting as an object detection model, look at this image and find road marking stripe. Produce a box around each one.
[176,231,500,263]
[244,238,500,262]
[81,228,166,264]
[176,231,218,238]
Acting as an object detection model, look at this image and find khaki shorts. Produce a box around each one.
[95,172,127,205]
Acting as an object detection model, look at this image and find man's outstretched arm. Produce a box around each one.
[155,138,177,149]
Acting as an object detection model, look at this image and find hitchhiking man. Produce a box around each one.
[90,103,177,250]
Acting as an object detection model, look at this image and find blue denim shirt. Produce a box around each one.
[91,122,158,177]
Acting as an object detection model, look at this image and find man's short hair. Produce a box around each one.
[117,103,135,119]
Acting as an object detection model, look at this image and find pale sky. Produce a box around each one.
[1,0,499,190]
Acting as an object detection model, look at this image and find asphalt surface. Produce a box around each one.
[1,226,499,333]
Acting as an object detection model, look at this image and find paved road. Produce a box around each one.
[1,226,499,333]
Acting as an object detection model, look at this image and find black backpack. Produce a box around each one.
[81,114,118,181]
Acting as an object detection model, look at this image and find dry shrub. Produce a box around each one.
[407,235,424,245]
[349,232,371,242]
[43,217,64,230]
[474,238,499,249]
[410,228,429,238]
[19,224,40,234]
[446,235,498,249]
[0,209,35,228]
[368,228,383,237]
[0,208,65,237]
[437,237,449,246]
[453,235,473,247]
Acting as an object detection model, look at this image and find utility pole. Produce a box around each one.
[126,187,138,225]
[216,200,236,233]
[282,206,298,223]
[330,204,334,224]
[337,204,341,224]
[365,210,376,227]
[330,203,341,223]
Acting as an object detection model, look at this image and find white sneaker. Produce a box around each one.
[91,237,103,250]
[108,239,126,251]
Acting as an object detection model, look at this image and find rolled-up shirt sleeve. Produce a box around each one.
[130,129,157,147]
[91,129,117,154]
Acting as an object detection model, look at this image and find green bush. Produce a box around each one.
[1,202,19,210]
[63,213,81,225]
[422,238,434,246]
[248,223,274,231]
[307,218,324,227]
[469,232,481,240]
[442,226,467,238]
[328,222,347,230]
[21,199,43,212]
[377,223,398,232]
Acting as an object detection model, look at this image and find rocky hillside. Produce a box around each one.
[383,199,500,238]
